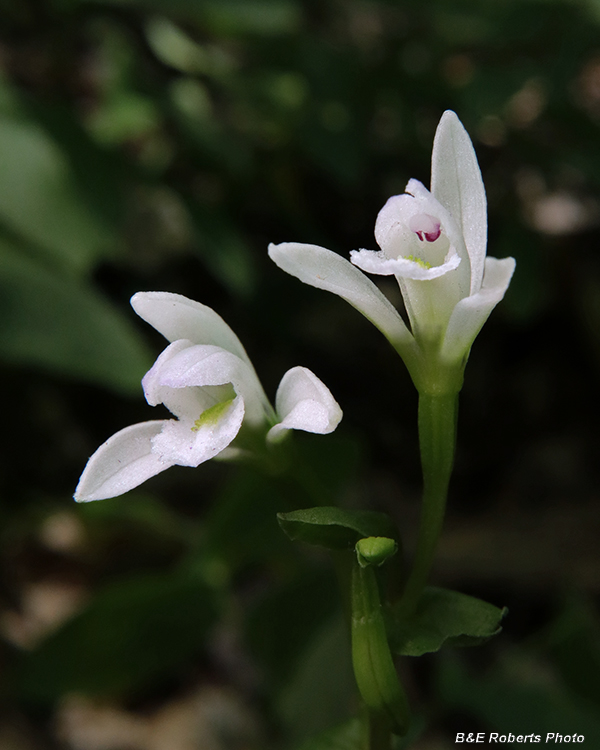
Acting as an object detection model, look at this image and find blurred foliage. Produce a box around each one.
[2,0,600,747]
[18,569,219,700]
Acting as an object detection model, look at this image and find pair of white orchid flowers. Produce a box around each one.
[75,111,515,503]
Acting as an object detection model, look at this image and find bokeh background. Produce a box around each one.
[2,0,600,747]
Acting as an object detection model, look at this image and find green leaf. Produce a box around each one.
[18,571,218,702]
[277,507,399,551]
[0,239,152,393]
[389,587,507,657]
[0,113,114,274]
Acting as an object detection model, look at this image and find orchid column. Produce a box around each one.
[269,111,515,614]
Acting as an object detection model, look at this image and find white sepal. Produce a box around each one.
[431,111,487,296]
[440,256,516,363]
[74,421,174,502]
[131,291,251,364]
[268,241,413,348]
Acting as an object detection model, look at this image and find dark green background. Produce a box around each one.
[1,0,600,747]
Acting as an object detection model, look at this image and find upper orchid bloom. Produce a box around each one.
[268,111,515,393]
[74,292,342,502]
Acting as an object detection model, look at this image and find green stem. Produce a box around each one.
[364,709,393,750]
[352,559,410,742]
[399,391,459,615]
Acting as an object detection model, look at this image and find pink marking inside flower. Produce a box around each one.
[408,213,442,242]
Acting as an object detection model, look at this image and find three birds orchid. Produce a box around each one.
[76,111,514,503]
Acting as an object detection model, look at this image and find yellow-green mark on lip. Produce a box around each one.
[405,254,432,269]
[191,398,235,431]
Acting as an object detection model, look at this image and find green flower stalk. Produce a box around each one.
[399,392,458,615]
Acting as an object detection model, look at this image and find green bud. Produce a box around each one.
[356,536,397,568]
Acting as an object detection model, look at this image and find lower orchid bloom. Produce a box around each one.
[268,111,515,394]
[74,292,342,502]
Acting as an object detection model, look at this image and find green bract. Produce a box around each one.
[277,507,400,551]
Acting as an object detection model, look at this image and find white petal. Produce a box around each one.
[142,340,200,409]
[74,421,174,502]
[153,343,267,425]
[267,366,342,442]
[151,343,242,388]
[151,395,245,467]
[142,341,224,421]
[431,111,487,295]
[133,292,271,416]
[374,190,420,251]
[131,292,252,366]
[374,181,445,252]
[441,256,516,363]
[268,242,414,348]
[350,247,461,280]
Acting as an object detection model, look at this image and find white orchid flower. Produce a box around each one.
[74,292,342,502]
[268,111,515,393]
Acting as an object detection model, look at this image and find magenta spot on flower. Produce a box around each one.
[409,213,442,242]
